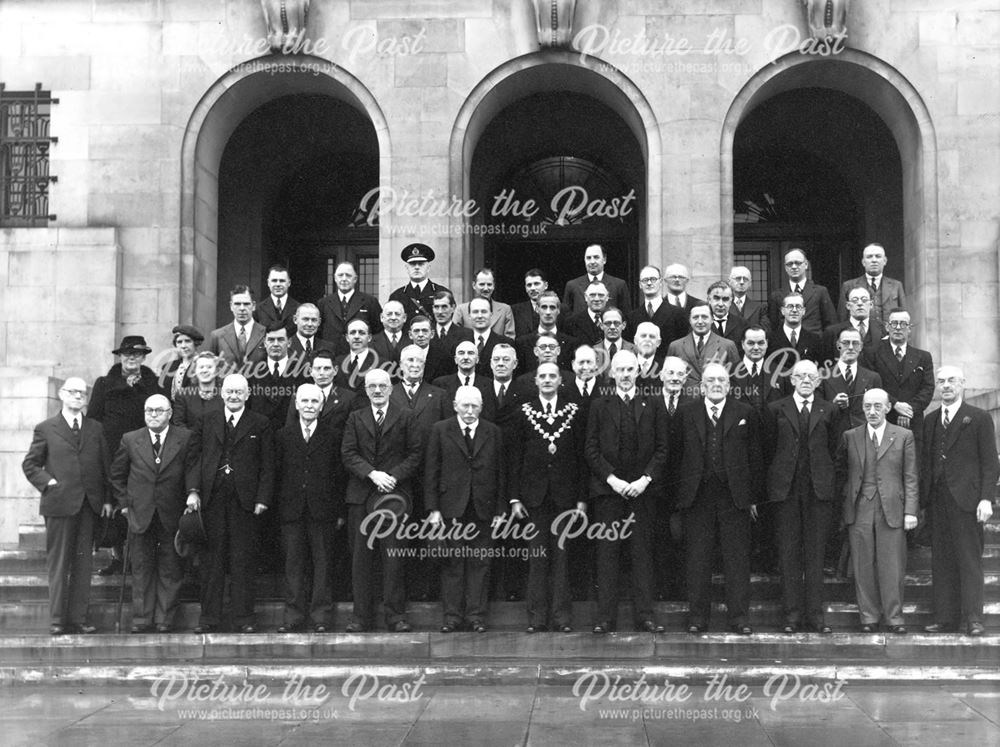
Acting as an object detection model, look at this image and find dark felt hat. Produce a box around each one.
[174,510,207,558]
[401,243,435,263]
[171,325,205,344]
[365,490,412,518]
[94,511,128,548]
[112,335,153,356]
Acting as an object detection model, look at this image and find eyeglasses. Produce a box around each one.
[535,344,560,351]
[365,383,391,390]
[61,388,87,396]
[783,304,804,310]
[602,320,624,327]
[886,321,911,329]
[639,277,660,284]
[785,260,805,267]
[839,340,864,348]
[144,408,170,416]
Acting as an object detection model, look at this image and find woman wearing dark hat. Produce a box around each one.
[88,335,167,575]
[162,324,205,399]
[171,351,225,430]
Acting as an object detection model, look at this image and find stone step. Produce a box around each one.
[1,632,997,686]
[18,524,45,551]
[5,571,1000,604]
[3,599,999,634]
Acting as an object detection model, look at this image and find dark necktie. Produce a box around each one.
[608,342,617,360]
[646,301,653,317]
[273,361,280,379]
[227,415,235,432]
[153,433,162,457]
[497,384,506,409]
[869,278,877,299]
[545,402,553,416]
[303,424,312,443]
[871,430,879,449]
[844,365,854,389]
[237,325,248,357]
[463,375,471,387]
[794,283,802,295]
[858,320,867,340]
[751,362,759,378]
[789,329,797,347]
[275,299,282,316]
[405,384,416,405]
[389,333,398,347]
[942,410,950,429]
[464,426,474,453]
[696,335,705,357]
[895,346,904,362]
[477,336,485,353]
[799,402,810,431]
[305,338,312,355]
[710,405,719,426]
[72,417,80,434]
[340,295,348,316]
[375,408,385,434]
[668,394,676,415]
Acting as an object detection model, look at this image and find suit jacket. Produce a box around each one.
[665,331,740,387]
[763,396,840,503]
[453,300,515,339]
[768,280,837,335]
[317,291,383,351]
[514,330,579,374]
[341,402,423,506]
[480,378,524,427]
[593,339,636,373]
[424,325,474,381]
[370,331,406,371]
[333,349,379,392]
[713,314,748,349]
[191,408,275,512]
[467,330,515,378]
[284,384,358,451]
[822,319,886,366]
[430,373,489,410]
[110,426,197,534]
[563,273,630,315]
[508,397,588,508]
[253,295,300,328]
[672,398,764,510]
[248,362,302,431]
[424,418,505,520]
[390,381,449,439]
[626,300,687,347]
[22,414,111,517]
[731,296,766,328]
[563,310,604,346]
[767,325,823,376]
[920,403,1000,511]
[836,423,918,528]
[389,280,451,321]
[862,342,934,428]
[730,364,784,411]
[663,294,705,334]
[839,275,906,324]
[584,393,668,498]
[820,364,882,429]
[274,419,343,524]
[511,301,540,339]
[287,335,335,374]
[208,321,267,369]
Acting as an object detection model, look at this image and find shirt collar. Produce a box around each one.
[458,417,479,435]
[783,324,800,338]
[616,387,635,401]
[411,281,427,293]
[268,356,289,374]
[149,426,168,443]
[792,393,812,409]
[226,407,245,426]
[838,361,855,376]
[494,378,510,393]
[743,356,761,372]
[371,403,387,420]
[705,397,727,415]
[943,400,963,419]
[61,411,81,428]
[539,395,558,411]
[645,296,662,312]
[340,289,355,302]
[868,422,887,440]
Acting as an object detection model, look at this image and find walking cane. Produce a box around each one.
[116,526,131,633]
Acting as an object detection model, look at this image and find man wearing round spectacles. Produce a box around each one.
[767,248,837,335]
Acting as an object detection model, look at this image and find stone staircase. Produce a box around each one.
[1,517,998,685]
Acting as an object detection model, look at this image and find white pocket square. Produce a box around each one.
[738,419,747,426]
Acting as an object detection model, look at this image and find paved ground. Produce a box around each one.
[3,680,999,746]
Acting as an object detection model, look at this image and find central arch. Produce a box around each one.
[449,50,662,303]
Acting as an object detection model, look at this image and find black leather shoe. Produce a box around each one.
[472,622,488,633]
[525,624,547,634]
[276,624,300,634]
[440,623,457,633]
[156,624,172,634]
[193,624,216,634]
[687,624,706,635]
[637,620,664,633]
[130,624,154,634]
[49,624,65,636]
[731,624,753,636]
[97,558,124,576]
[968,622,985,637]
[887,624,907,635]
[818,624,833,635]
[391,621,412,633]
[558,624,574,633]
[923,623,958,634]
[313,624,329,634]
[239,624,256,634]
[859,623,877,634]
[345,622,366,633]
[71,624,98,635]
[781,624,798,635]
[592,622,610,635]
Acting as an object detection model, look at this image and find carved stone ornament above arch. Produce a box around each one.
[802,0,850,42]
[260,0,311,54]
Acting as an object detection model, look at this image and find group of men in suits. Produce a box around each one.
[21,240,998,638]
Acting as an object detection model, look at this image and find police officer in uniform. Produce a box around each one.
[388,243,452,322]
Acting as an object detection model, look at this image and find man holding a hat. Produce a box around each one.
[89,335,167,575]
[388,243,452,321]
[110,394,199,633]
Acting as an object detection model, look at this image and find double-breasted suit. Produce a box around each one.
[190,407,275,628]
[23,414,111,628]
[274,419,344,628]
[836,422,918,626]
[253,295,300,328]
[110,426,198,628]
[508,397,588,628]
[921,403,1000,628]
[673,398,764,629]
[341,403,423,628]
[585,392,668,628]
[317,291,383,355]
[863,342,935,435]
[764,396,841,628]
[425,417,504,627]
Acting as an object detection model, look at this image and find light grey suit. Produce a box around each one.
[665,331,740,387]
[836,422,918,626]
[207,321,267,369]
[838,275,907,326]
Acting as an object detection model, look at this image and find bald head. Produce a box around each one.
[144,393,172,432]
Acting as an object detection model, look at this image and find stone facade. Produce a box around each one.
[0,0,997,541]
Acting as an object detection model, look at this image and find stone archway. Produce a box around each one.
[721,50,938,351]
[178,56,391,333]
[448,50,663,297]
